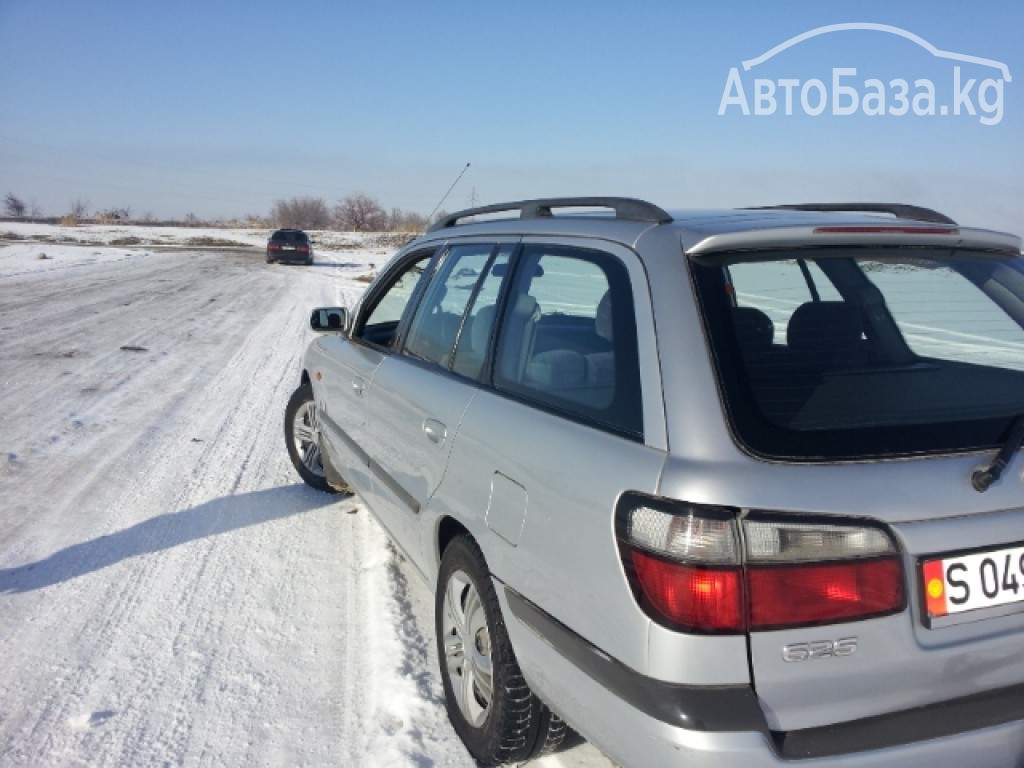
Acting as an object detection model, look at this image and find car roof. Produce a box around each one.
[416,198,1022,257]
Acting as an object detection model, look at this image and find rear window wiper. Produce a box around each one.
[972,413,1024,492]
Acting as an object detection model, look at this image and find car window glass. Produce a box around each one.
[693,250,1024,460]
[727,259,841,345]
[357,253,432,348]
[405,244,495,367]
[493,245,642,438]
[863,261,1024,372]
[451,246,514,379]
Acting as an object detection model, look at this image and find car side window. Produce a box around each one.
[404,244,496,367]
[493,245,643,438]
[450,246,514,379]
[356,252,433,349]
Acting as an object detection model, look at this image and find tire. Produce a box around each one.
[436,536,564,765]
[284,382,342,493]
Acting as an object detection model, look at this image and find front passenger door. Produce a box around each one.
[314,251,434,502]
[362,242,515,570]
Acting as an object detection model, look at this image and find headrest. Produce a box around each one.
[787,302,863,354]
[732,307,774,351]
[470,304,496,353]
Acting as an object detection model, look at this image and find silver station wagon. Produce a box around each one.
[285,198,1024,767]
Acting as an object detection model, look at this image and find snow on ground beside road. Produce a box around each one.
[0,221,409,263]
[0,225,610,768]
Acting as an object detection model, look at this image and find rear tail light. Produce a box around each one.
[268,243,281,251]
[617,493,904,634]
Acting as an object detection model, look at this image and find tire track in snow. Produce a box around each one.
[0,255,328,765]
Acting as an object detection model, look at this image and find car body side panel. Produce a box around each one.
[306,335,383,500]
[432,387,752,686]
[361,357,478,568]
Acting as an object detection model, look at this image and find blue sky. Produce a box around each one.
[0,0,1021,234]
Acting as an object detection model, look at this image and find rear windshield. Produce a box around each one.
[690,247,1024,460]
[271,230,308,243]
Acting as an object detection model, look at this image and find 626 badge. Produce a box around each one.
[922,543,1024,619]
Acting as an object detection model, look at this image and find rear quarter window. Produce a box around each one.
[492,244,643,439]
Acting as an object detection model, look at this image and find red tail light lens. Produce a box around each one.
[629,551,744,632]
[748,557,904,629]
[617,493,905,634]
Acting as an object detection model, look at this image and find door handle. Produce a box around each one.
[423,418,447,445]
[352,377,366,397]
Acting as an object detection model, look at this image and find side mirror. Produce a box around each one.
[310,307,350,333]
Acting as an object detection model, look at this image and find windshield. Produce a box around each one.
[690,247,1024,460]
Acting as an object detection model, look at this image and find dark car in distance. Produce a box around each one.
[267,228,313,264]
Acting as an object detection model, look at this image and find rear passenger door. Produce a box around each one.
[362,241,517,568]
[440,239,666,664]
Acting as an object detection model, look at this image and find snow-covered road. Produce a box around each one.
[0,230,611,767]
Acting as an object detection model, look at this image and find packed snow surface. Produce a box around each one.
[0,224,611,767]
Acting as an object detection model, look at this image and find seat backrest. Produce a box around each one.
[451,303,497,378]
[470,304,497,356]
[787,301,863,356]
[527,349,587,391]
[496,294,541,382]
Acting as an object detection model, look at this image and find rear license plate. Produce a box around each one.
[922,544,1024,618]
[283,245,296,250]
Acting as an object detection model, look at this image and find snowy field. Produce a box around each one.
[0,224,612,768]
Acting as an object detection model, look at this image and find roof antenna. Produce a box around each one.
[428,163,471,223]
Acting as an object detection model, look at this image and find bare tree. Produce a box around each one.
[334,193,387,232]
[96,206,133,223]
[4,193,27,217]
[69,199,90,219]
[387,207,428,233]
[270,196,331,229]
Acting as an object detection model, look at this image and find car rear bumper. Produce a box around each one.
[267,251,311,263]
[498,584,1024,767]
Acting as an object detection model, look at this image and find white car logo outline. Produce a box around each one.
[742,22,1012,82]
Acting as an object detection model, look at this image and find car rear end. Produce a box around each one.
[266,229,312,264]
[608,212,1024,765]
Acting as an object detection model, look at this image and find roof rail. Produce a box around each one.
[428,197,672,232]
[747,203,957,226]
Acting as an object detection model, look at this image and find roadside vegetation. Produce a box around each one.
[2,191,436,234]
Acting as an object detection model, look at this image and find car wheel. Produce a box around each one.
[437,536,564,765]
[284,382,341,493]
